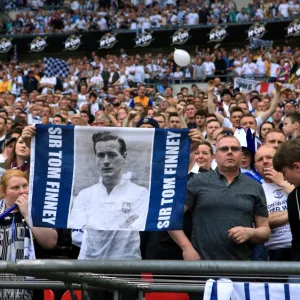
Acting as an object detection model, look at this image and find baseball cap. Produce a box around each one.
[136,117,159,128]
[3,135,16,150]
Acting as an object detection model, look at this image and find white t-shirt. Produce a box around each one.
[142,18,151,29]
[173,71,183,80]
[263,182,292,250]
[89,102,100,116]
[289,2,300,15]
[149,14,162,27]
[78,229,141,260]
[78,93,88,104]
[270,63,280,78]
[90,75,103,89]
[40,76,57,94]
[255,8,264,19]
[11,76,23,95]
[68,173,149,230]
[98,18,107,30]
[278,3,290,17]
[125,65,136,81]
[203,62,215,76]
[134,65,145,83]
[256,58,267,75]
[145,0,153,5]
[75,18,86,30]
[187,13,198,25]
[242,63,257,76]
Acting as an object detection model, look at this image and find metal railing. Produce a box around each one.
[0,260,299,296]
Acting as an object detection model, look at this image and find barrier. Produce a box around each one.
[0,18,299,57]
[0,260,299,297]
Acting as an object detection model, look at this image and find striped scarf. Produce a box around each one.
[0,199,35,300]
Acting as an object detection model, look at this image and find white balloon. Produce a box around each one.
[174,49,190,67]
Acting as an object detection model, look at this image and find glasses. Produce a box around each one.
[216,146,242,153]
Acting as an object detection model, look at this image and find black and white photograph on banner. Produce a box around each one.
[68,127,152,230]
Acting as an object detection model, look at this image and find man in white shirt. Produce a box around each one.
[63,20,75,32]
[253,7,264,20]
[134,59,145,83]
[241,56,258,77]
[88,69,103,91]
[75,15,87,30]
[39,75,57,94]
[125,61,136,82]
[256,56,267,77]
[97,16,107,30]
[149,10,162,28]
[289,0,300,16]
[236,7,249,22]
[255,145,294,261]
[187,8,199,25]
[68,131,149,230]
[203,55,215,77]
[278,0,290,17]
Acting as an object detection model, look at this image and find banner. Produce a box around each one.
[0,20,295,56]
[29,125,190,231]
[233,77,258,93]
[234,78,295,94]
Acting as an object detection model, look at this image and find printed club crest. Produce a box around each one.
[134,31,154,47]
[99,33,117,49]
[208,26,228,43]
[122,202,131,214]
[247,23,266,39]
[64,35,82,51]
[171,28,190,45]
[0,38,12,53]
[286,20,300,37]
[29,36,48,52]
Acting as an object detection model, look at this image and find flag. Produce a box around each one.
[257,82,296,95]
[44,57,70,78]
[28,125,190,231]
[257,82,274,94]
[204,279,300,300]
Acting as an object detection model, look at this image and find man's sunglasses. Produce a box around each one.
[216,146,242,153]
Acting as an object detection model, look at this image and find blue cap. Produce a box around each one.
[136,117,159,128]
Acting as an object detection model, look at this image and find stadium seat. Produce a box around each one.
[44,290,55,300]
[61,290,82,300]
[145,292,189,300]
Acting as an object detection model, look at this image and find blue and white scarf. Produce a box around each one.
[0,199,35,300]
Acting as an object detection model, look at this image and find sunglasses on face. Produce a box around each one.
[216,146,242,153]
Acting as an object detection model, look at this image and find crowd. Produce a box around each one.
[2,0,299,35]
[0,44,299,299]
[0,45,299,99]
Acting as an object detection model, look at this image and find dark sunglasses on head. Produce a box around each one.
[216,146,242,153]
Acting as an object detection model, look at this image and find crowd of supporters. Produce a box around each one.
[0,46,299,98]
[1,0,299,35]
[0,22,297,297]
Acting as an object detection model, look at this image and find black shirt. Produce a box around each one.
[141,168,208,260]
[287,187,300,261]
